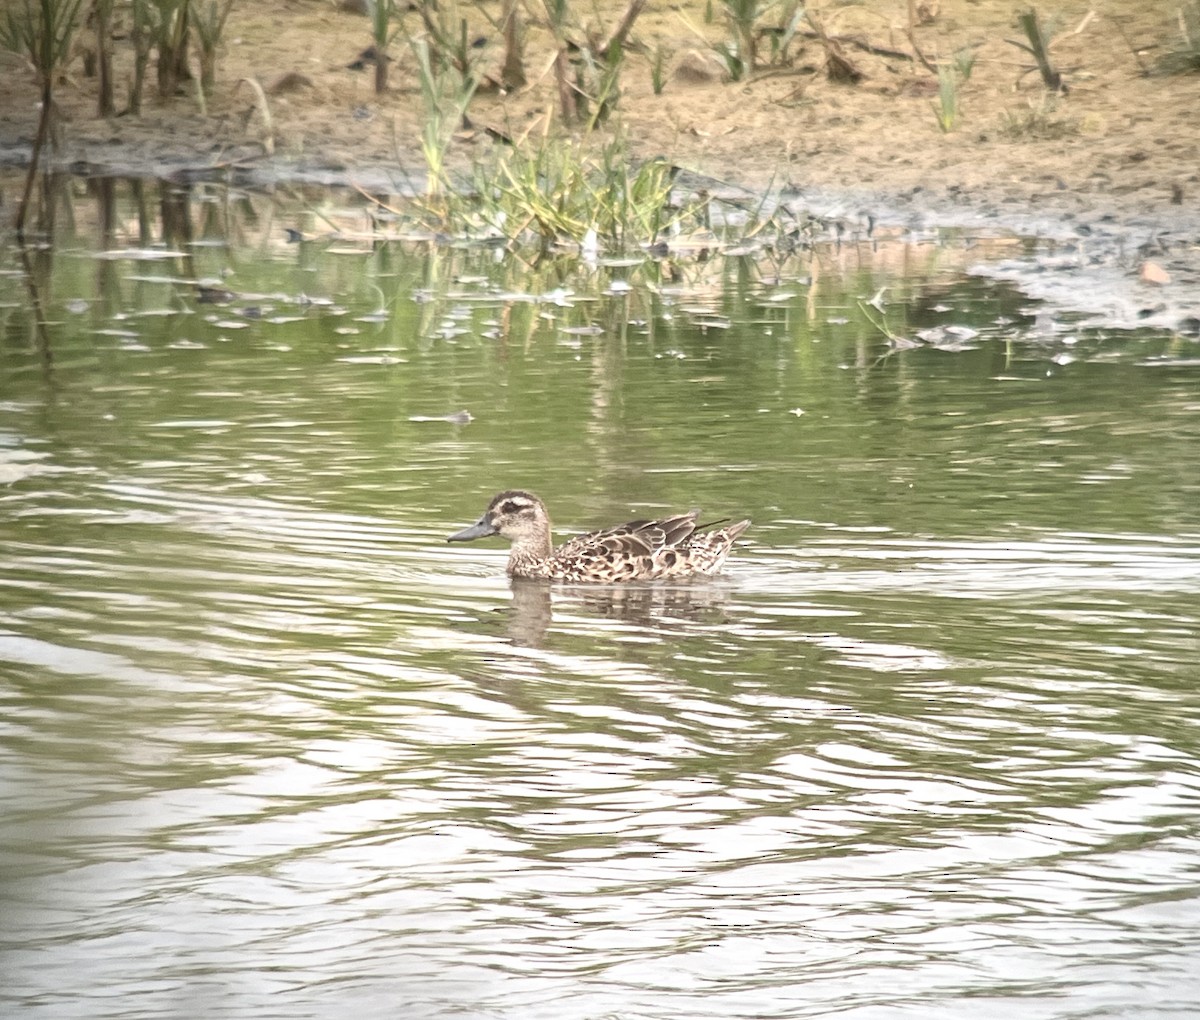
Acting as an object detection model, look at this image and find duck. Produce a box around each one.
[447,490,750,582]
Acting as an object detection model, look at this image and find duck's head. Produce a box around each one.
[447,490,550,545]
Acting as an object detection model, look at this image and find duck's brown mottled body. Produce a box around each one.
[448,490,750,582]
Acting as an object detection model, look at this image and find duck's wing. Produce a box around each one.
[558,510,700,558]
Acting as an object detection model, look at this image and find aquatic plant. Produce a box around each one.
[0,0,85,237]
[428,129,688,253]
[127,0,155,114]
[154,0,191,99]
[498,0,526,89]
[927,45,976,131]
[953,46,977,82]
[685,0,802,80]
[932,63,961,133]
[410,36,478,200]
[578,38,625,129]
[1008,8,1066,93]
[722,0,760,79]
[93,0,115,115]
[190,0,236,98]
[370,0,400,94]
[763,0,804,67]
[542,0,577,120]
[396,0,497,146]
[409,0,488,85]
[999,91,1079,139]
[650,41,668,94]
[483,134,613,246]
[859,299,911,348]
[540,0,645,124]
[405,14,674,248]
[681,0,794,81]
[583,142,678,247]
[121,0,229,112]
[0,0,84,85]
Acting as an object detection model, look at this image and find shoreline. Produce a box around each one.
[5,142,1198,335]
[3,0,1199,331]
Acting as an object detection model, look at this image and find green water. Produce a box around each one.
[1,178,1198,1019]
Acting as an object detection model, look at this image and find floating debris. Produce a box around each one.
[95,248,187,261]
[916,325,981,349]
[945,325,980,340]
[409,410,473,424]
[1140,261,1170,285]
[196,285,236,304]
[337,354,403,365]
[544,288,575,307]
[126,274,188,285]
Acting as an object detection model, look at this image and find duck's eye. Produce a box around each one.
[501,501,521,515]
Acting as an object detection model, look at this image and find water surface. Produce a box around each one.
[2,178,1199,1019]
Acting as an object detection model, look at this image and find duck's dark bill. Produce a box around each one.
[447,517,497,542]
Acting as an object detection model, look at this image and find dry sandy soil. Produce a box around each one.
[2,0,1199,325]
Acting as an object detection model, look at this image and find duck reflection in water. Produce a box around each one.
[505,576,740,647]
